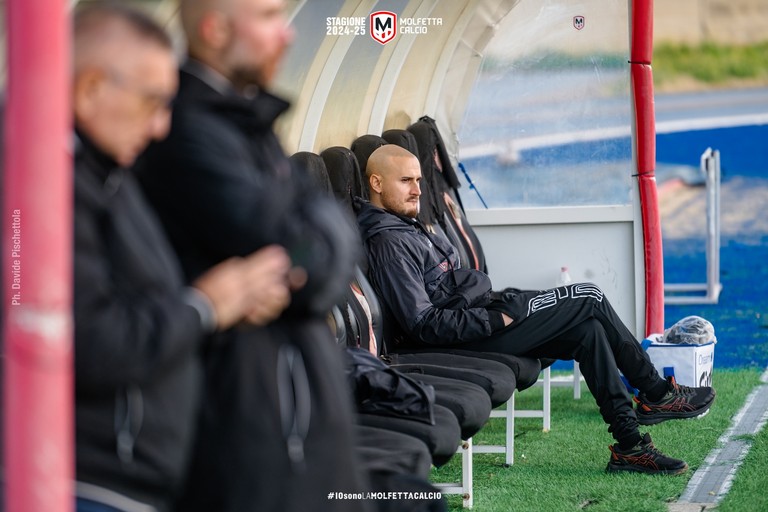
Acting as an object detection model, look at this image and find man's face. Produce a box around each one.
[224,0,293,88]
[76,43,177,167]
[376,155,422,218]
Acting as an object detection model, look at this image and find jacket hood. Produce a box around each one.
[355,198,418,242]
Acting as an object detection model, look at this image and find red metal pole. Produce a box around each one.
[3,0,73,510]
[630,0,664,336]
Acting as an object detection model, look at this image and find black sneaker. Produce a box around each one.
[606,433,688,475]
[634,376,715,425]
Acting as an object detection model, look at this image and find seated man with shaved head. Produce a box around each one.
[357,144,716,476]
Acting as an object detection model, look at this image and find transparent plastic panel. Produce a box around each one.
[458,0,632,209]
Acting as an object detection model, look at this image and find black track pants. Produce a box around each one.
[460,283,665,442]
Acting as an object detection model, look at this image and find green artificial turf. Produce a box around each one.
[431,368,762,511]
[653,41,768,88]
[715,385,768,512]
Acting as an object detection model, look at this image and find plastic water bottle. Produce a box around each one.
[557,266,572,287]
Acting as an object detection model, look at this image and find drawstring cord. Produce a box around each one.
[114,385,143,465]
[276,344,311,474]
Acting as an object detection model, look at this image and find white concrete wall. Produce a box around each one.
[467,205,645,338]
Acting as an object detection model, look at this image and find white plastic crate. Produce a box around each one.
[645,338,715,388]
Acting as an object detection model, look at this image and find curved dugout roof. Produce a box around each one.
[275,0,519,155]
[275,0,664,335]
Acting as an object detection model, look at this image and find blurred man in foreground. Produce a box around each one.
[137,0,368,510]
[72,4,291,510]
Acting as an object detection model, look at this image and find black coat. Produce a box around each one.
[356,200,506,348]
[138,66,359,317]
[74,133,205,511]
[137,64,367,512]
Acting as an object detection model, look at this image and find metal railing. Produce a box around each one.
[664,148,723,304]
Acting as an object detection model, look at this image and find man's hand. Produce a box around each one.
[240,247,294,326]
[193,245,292,330]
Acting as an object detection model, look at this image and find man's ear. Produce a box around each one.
[73,68,107,122]
[199,10,230,50]
[369,173,383,195]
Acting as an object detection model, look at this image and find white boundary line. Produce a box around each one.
[678,366,768,504]
[656,113,768,134]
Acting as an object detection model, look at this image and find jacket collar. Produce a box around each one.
[182,58,234,97]
[74,129,126,195]
[177,60,290,134]
[356,198,420,242]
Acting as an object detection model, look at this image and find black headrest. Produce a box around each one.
[407,116,461,190]
[320,146,366,214]
[398,121,442,225]
[350,134,387,176]
[289,151,332,197]
[381,129,419,158]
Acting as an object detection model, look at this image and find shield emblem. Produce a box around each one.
[370,11,397,45]
[573,15,585,30]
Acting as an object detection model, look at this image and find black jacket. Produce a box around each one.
[137,62,367,512]
[356,200,506,348]
[138,63,359,316]
[74,133,206,511]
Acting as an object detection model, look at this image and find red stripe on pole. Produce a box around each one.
[3,0,73,510]
[632,64,656,176]
[638,174,665,335]
[630,0,664,336]
[631,0,654,64]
